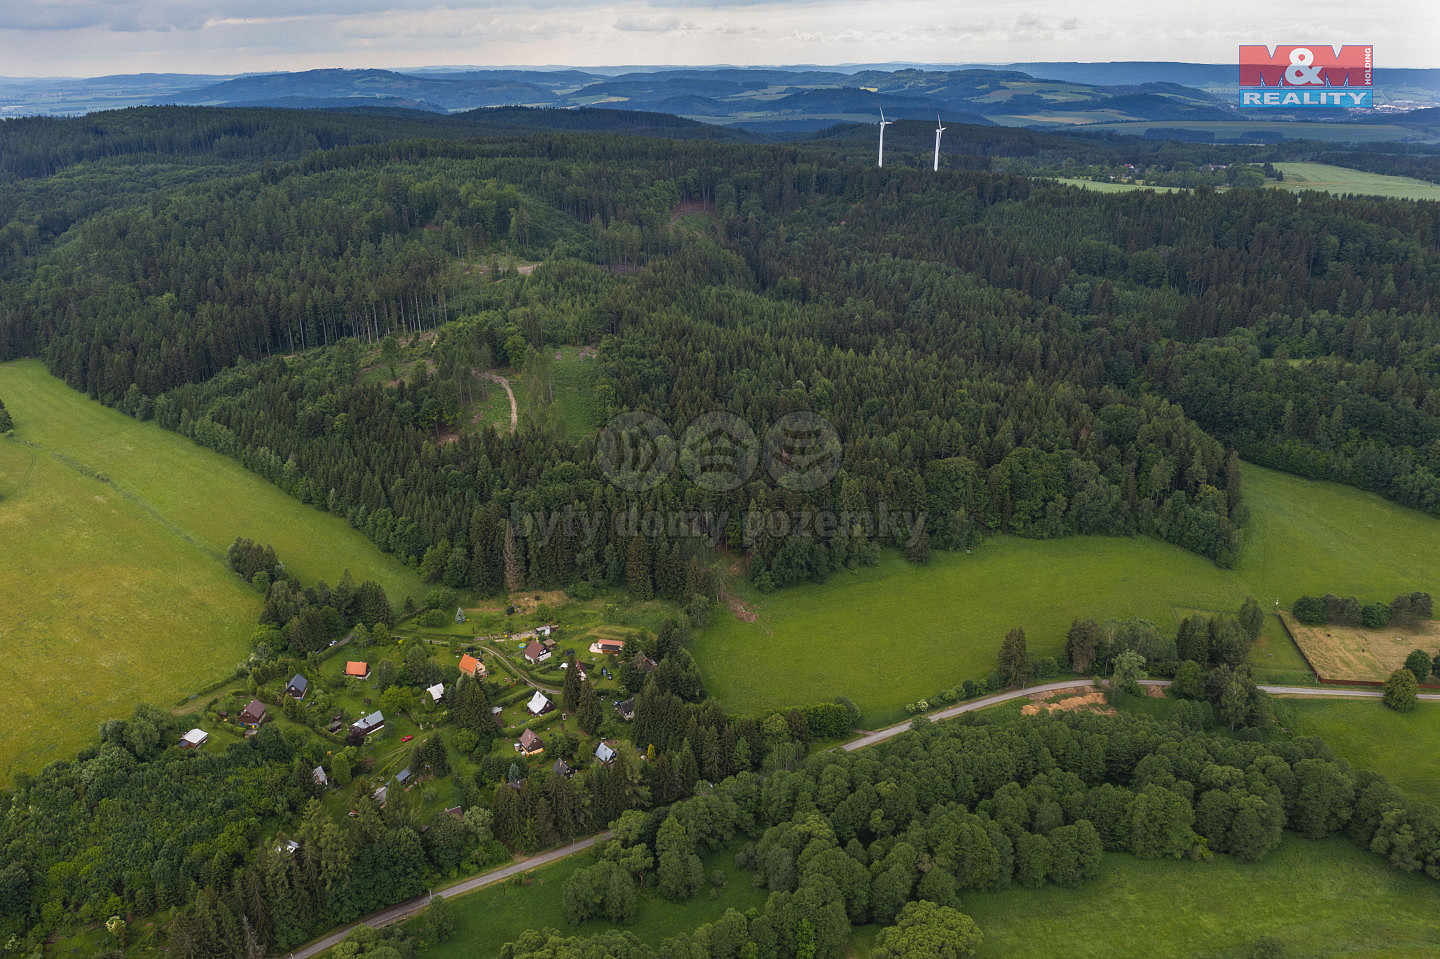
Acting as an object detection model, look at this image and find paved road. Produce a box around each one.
[288,833,609,958]
[842,678,1440,753]
[1258,684,1440,700]
[291,676,1438,955]
[843,680,1102,751]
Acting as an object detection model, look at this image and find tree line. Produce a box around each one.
[471,709,1439,959]
[4,113,1440,588]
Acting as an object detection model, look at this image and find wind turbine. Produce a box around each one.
[933,114,946,172]
[877,108,894,168]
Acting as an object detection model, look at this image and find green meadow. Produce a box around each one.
[1279,698,1440,806]
[1051,176,1186,193]
[0,359,425,778]
[1061,119,1434,144]
[399,848,765,959]
[922,837,1440,959]
[695,465,1440,726]
[1272,162,1440,201]
[405,836,1436,959]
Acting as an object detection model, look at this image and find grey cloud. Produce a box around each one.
[614,14,696,31]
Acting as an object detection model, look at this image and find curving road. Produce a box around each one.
[289,676,1437,956]
[842,679,1440,752]
[842,680,1102,751]
[288,832,609,958]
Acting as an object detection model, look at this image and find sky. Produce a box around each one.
[0,0,1435,77]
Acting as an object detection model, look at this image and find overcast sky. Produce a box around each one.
[1,0,1434,77]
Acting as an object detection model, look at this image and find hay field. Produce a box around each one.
[1281,612,1440,683]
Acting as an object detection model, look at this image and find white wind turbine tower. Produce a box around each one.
[877,108,894,168]
[933,114,946,171]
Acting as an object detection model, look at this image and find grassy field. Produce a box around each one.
[1248,612,1317,685]
[407,834,1435,959]
[1051,177,1186,193]
[940,837,1440,959]
[696,465,1440,726]
[1052,119,1437,143]
[1272,162,1440,201]
[1279,698,1440,806]
[0,437,258,780]
[400,847,765,959]
[543,345,598,442]
[0,359,425,778]
[1283,612,1440,683]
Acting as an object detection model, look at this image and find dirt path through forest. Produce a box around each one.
[481,372,518,432]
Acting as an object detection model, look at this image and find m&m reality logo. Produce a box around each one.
[1238,45,1373,107]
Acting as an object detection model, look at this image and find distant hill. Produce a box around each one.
[4,63,1439,129]
[178,68,558,112]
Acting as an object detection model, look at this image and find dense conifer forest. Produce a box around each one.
[2,105,1440,957]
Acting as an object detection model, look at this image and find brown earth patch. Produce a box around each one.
[1282,612,1440,684]
[1021,690,1115,716]
[728,598,759,623]
[508,590,567,615]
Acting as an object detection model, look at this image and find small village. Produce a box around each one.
[178,597,649,842]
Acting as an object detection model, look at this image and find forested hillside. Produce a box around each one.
[2,109,1440,592]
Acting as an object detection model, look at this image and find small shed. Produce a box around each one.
[396,767,412,786]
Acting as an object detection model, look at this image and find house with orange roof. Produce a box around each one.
[459,653,486,678]
[345,661,370,680]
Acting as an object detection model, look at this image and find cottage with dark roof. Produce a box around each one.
[350,710,385,737]
[518,728,545,756]
[239,699,266,729]
[286,674,309,699]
